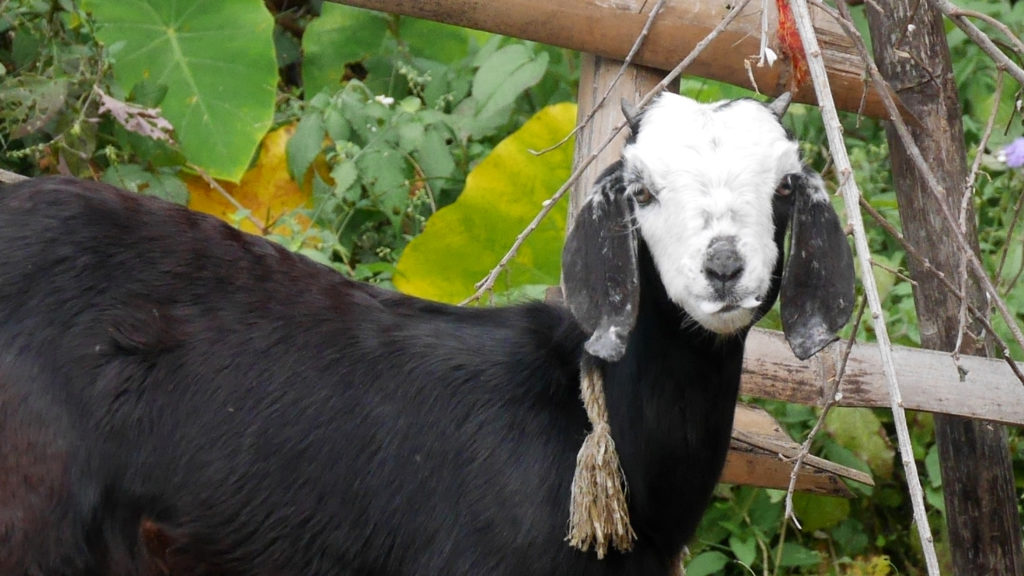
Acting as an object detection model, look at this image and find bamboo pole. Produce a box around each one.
[327,0,901,118]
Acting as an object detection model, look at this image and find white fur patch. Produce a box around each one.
[623,93,804,334]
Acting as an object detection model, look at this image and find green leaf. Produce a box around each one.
[288,113,326,182]
[102,164,188,205]
[747,488,784,535]
[330,161,359,202]
[393,103,576,303]
[472,44,549,119]
[397,120,425,153]
[414,126,456,182]
[831,517,870,556]
[685,551,730,576]
[302,3,388,98]
[792,493,851,532]
[825,407,895,479]
[357,147,409,219]
[926,485,947,515]
[86,0,277,182]
[778,542,821,567]
[398,17,479,64]
[924,443,943,488]
[728,535,757,567]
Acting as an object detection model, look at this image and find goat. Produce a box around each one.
[0,92,853,576]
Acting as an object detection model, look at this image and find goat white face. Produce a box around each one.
[563,92,853,362]
[622,94,803,335]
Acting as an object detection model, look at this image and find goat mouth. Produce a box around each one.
[698,296,761,316]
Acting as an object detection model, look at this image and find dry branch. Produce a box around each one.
[530,0,667,158]
[786,0,941,572]
[810,0,1024,387]
[814,0,1024,378]
[782,298,865,530]
[927,0,1024,87]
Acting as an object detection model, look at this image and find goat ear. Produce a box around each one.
[780,170,856,360]
[562,162,639,362]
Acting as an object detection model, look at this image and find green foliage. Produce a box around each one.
[0,0,105,175]
[393,103,575,303]
[1,1,577,283]
[285,10,575,282]
[85,0,278,181]
[284,81,457,279]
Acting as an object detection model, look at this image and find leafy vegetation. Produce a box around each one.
[1,0,1022,574]
[0,0,577,282]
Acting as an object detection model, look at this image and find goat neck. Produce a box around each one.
[597,239,752,555]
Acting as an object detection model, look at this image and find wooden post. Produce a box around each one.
[864,1,1024,573]
[570,56,666,216]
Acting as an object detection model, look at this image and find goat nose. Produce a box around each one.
[703,237,744,289]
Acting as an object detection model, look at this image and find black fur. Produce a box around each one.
[0,176,788,575]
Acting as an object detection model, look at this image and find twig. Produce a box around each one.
[787,0,942,573]
[947,6,1024,59]
[871,259,917,286]
[955,70,1003,360]
[926,0,1024,88]
[759,0,772,66]
[825,0,1024,373]
[781,297,865,530]
[859,196,1024,384]
[818,0,1024,385]
[530,0,667,157]
[461,0,756,305]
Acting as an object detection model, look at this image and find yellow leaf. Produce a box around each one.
[393,103,576,303]
[186,124,312,236]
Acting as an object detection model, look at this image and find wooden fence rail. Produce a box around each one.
[744,328,1024,427]
[328,0,900,118]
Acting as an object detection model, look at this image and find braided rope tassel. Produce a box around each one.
[566,360,636,558]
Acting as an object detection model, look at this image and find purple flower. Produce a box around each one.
[1001,137,1024,168]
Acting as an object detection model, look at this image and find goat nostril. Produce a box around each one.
[704,238,744,286]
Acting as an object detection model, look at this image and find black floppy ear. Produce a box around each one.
[780,169,856,360]
[562,161,639,362]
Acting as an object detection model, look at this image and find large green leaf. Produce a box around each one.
[87,0,277,182]
[301,4,389,99]
[393,103,577,303]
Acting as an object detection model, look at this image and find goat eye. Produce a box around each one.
[776,174,800,196]
[633,188,655,206]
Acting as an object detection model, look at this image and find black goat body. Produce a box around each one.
[1,177,747,575]
[0,92,855,576]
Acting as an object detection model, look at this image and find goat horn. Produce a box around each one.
[768,92,793,117]
[621,98,642,133]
